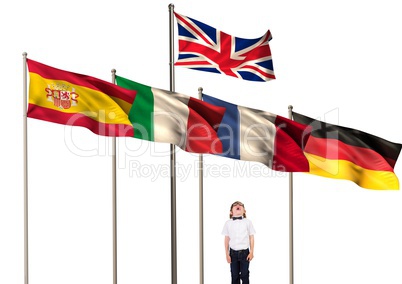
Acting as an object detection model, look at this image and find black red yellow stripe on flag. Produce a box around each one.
[292,112,402,190]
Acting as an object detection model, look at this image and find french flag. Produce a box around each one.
[203,94,310,172]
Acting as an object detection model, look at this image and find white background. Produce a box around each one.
[1,0,402,283]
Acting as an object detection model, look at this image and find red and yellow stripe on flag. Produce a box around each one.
[27,59,136,137]
[293,112,402,190]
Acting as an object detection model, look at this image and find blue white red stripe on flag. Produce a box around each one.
[202,94,310,172]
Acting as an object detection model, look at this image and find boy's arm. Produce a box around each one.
[247,235,254,261]
[224,236,231,263]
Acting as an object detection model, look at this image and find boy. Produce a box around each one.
[222,201,256,284]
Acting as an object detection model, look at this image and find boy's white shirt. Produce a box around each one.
[222,218,256,251]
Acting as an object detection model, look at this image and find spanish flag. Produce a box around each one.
[292,112,402,190]
[27,59,136,137]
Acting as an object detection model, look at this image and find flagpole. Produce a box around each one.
[168,4,178,284]
[288,105,294,284]
[111,69,117,284]
[198,87,204,284]
[23,52,29,284]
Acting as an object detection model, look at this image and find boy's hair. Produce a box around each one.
[229,201,247,218]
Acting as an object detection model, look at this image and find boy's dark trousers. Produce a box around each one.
[230,248,250,284]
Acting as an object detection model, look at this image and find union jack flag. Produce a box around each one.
[174,12,275,82]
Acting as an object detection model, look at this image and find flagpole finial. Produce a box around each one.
[198,87,203,100]
[111,69,116,84]
[288,105,293,120]
[22,52,27,57]
[168,3,175,10]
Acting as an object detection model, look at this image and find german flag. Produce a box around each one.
[292,112,401,190]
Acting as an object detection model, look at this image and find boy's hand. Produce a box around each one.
[226,253,231,263]
[247,252,254,261]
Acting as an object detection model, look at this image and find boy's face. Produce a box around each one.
[231,202,245,217]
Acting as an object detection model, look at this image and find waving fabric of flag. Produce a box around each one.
[292,112,402,190]
[174,12,275,82]
[202,94,310,172]
[27,59,137,137]
[27,60,226,155]
[115,76,226,154]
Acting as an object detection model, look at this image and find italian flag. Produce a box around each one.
[116,76,225,154]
